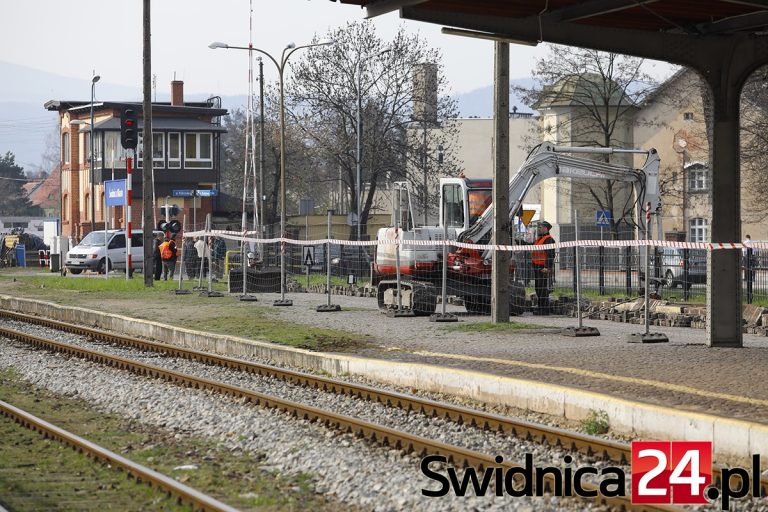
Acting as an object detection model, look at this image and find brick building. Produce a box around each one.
[45,81,227,239]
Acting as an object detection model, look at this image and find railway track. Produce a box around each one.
[0,309,759,510]
[0,398,237,512]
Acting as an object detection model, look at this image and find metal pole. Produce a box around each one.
[422,119,428,226]
[242,226,248,294]
[395,186,403,311]
[306,214,310,289]
[259,59,265,240]
[441,208,448,315]
[103,195,108,278]
[90,77,98,234]
[644,213,651,335]
[126,156,132,280]
[490,41,510,322]
[327,210,333,306]
[142,0,153,287]
[575,211,583,328]
[178,216,186,290]
[280,67,286,300]
[206,214,213,293]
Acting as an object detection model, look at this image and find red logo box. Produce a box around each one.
[631,441,712,505]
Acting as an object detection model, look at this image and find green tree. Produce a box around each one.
[0,152,40,216]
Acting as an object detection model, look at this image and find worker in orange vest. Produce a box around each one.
[530,220,555,315]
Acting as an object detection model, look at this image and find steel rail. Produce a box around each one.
[2,310,762,497]
[0,398,239,512]
[0,323,680,512]
[0,310,628,461]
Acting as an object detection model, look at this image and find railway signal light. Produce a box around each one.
[120,107,138,149]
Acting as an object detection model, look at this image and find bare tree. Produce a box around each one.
[287,21,460,237]
[220,87,318,234]
[647,66,768,225]
[740,65,768,223]
[517,46,658,237]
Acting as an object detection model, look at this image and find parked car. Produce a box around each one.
[65,229,162,274]
[660,247,707,289]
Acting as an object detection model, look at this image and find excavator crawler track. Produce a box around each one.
[377,280,437,316]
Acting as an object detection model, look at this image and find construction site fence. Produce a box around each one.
[175,227,768,307]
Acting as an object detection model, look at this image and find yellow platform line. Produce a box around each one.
[409,349,768,409]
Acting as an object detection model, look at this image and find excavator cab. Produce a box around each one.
[439,178,492,236]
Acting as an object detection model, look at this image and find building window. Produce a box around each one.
[168,133,181,168]
[136,133,166,168]
[63,195,68,221]
[93,132,103,163]
[689,218,708,243]
[683,112,694,121]
[62,133,70,164]
[153,133,165,168]
[104,132,128,169]
[83,132,103,166]
[686,163,708,192]
[84,193,90,220]
[184,133,212,169]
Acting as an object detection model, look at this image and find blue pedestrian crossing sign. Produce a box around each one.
[595,210,612,227]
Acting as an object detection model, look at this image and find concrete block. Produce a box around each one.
[656,305,684,315]
[743,304,767,326]
[714,420,753,465]
[632,405,687,441]
[748,424,768,462]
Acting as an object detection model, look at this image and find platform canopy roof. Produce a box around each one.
[334,0,768,71]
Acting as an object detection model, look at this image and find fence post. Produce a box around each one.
[572,246,577,295]
[747,247,754,305]
[598,245,605,295]
[625,245,632,297]
[316,209,340,312]
[683,248,690,302]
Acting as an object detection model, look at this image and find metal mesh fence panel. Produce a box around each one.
[177,222,768,312]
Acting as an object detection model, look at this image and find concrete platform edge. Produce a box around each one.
[1,294,763,465]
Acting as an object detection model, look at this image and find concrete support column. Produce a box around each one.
[491,41,510,322]
[706,71,744,347]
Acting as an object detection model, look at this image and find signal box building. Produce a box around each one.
[45,81,227,239]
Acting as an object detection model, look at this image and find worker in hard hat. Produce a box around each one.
[530,220,556,315]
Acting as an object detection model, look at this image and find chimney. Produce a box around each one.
[171,80,184,106]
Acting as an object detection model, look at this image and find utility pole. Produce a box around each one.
[142,0,154,287]
[491,42,510,323]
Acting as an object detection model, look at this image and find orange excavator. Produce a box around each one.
[373,142,661,315]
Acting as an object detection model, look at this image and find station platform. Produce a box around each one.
[1,290,766,465]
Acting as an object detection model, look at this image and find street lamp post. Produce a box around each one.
[209,39,334,306]
[90,75,100,233]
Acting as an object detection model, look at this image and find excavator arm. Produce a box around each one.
[457,142,661,244]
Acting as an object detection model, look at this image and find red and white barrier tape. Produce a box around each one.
[183,229,766,252]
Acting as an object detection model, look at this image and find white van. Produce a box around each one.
[65,229,162,274]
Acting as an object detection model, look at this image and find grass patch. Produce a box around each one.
[0,274,225,296]
[581,409,610,435]
[0,368,341,511]
[184,311,370,351]
[444,320,541,332]
[0,275,369,352]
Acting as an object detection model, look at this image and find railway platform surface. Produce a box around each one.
[259,292,768,421]
[1,287,766,462]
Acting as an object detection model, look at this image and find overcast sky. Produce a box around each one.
[2,0,675,98]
